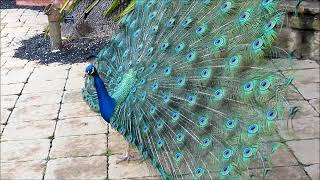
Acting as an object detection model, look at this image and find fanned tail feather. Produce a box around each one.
[82,0,294,179]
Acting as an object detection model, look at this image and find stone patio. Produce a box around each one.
[1,7,319,180]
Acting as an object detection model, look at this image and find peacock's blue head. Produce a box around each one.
[84,64,97,77]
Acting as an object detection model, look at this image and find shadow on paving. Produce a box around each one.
[13,34,110,64]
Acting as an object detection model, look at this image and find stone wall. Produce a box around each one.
[278,0,319,61]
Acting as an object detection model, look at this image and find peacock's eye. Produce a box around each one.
[176,77,186,87]
[265,21,276,31]
[252,38,264,50]
[176,133,185,142]
[156,138,165,148]
[195,167,205,177]
[140,79,146,84]
[223,149,233,159]
[201,137,211,147]
[244,81,254,91]
[143,125,149,133]
[220,2,231,12]
[181,17,193,28]
[167,18,175,27]
[150,26,158,33]
[266,110,277,121]
[146,0,155,8]
[171,111,180,122]
[174,151,183,162]
[188,96,193,101]
[247,124,259,134]
[196,25,207,36]
[163,93,171,103]
[262,0,272,5]
[221,165,232,176]
[198,116,208,128]
[148,12,157,20]
[214,89,223,97]
[259,79,271,90]
[200,68,210,78]
[213,37,225,47]
[225,118,237,129]
[163,67,172,75]
[175,42,185,53]
[243,147,253,158]
[160,42,169,51]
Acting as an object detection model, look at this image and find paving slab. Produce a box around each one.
[305,164,320,180]
[250,166,309,180]
[2,120,55,141]
[287,139,320,165]
[295,83,320,100]
[1,139,50,162]
[0,160,46,180]
[287,89,305,100]
[55,116,107,137]
[23,79,66,93]
[69,63,86,78]
[62,90,83,104]
[289,68,320,84]
[290,100,319,118]
[1,68,32,84]
[292,60,320,70]
[1,95,18,109]
[277,117,320,140]
[44,156,107,180]
[1,109,11,124]
[1,59,28,70]
[1,83,24,95]
[109,155,160,179]
[16,91,63,107]
[59,102,97,119]
[10,104,59,122]
[0,124,5,134]
[65,77,85,90]
[271,145,299,167]
[309,99,319,113]
[4,21,26,28]
[28,66,69,82]
[50,134,107,158]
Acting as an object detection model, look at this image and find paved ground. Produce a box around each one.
[0,8,319,180]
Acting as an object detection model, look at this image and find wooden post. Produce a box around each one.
[44,3,62,52]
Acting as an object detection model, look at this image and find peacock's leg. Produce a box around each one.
[116,143,139,163]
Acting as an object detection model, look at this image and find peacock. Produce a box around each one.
[82,0,295,179]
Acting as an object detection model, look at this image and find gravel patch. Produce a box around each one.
[14,34,110,64]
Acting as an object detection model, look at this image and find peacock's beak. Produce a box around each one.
[83,72,88,78]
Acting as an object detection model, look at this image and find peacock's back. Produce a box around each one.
[82,0,293,179]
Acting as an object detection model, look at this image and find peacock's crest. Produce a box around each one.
[82,0,294,179]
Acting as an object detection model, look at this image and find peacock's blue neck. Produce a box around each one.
[93,74,115,123]
[93,69,137,123]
